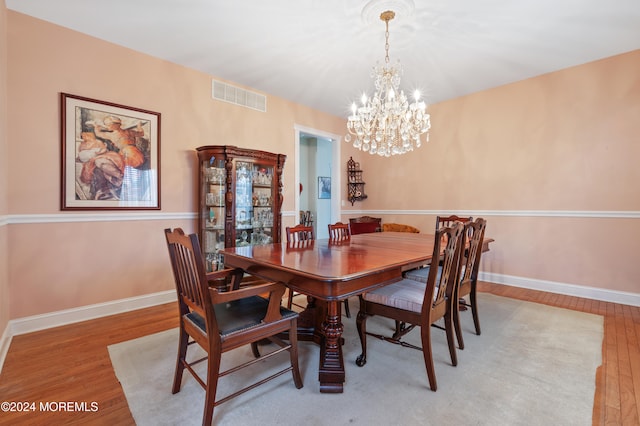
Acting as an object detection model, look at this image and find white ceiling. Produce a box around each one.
[7,0,640,117]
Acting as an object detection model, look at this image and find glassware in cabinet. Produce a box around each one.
[196,146,286,266]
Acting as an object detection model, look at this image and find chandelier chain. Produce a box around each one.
[384,19,390,64]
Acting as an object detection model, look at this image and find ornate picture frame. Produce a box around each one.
[61,93,161,210]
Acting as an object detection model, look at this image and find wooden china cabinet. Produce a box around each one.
[196,145,286,271]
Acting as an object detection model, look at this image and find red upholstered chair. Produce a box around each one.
[349,216,382,235]
[164,228,303,424]
[355,222,465,391]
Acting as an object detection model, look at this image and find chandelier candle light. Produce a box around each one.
[346,10,431,156]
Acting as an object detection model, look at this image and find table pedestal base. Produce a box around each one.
[295,298,346,393]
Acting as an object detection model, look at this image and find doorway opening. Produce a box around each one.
[294,125,342,239]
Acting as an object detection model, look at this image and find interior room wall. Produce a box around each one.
[5,11,346,320]
[5,7,639,328]
[0,1,10,343]
[343,50,640,300]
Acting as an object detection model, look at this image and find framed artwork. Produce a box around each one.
[318,176,331,199]
[61,93,161,210]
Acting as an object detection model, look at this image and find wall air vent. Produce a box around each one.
[212,80,267,112]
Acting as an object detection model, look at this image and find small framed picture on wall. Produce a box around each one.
[318,176,331,199]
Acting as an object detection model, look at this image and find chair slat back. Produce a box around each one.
[460,218,487,286]
[328,222,350,241]
[435,215,473,231]
[165,228,216,330]
[423,222,465,315]
[300,210,314,227]
[286,224,315,243]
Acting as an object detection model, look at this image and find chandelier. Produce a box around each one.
[345,10,430,157]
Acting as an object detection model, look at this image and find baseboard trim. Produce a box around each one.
[0,325,11,375]
[0,290,177,372]
[480,272,640,307]
[9,290,177,337]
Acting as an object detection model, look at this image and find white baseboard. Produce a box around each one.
[480,272,640,307]
[0,290,176,373]
[0,325,11,375]
[9,290,177,336]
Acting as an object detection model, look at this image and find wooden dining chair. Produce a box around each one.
[454,218,487,345]
[436,215,473,230]
[355,222,465,391]
[349,216,382,235]
[328,221,353,317]
[285,224,315,310]
[285,224,314,243]
[328,221,351,241]
[164,228,303,425]
[299,210,314,227]
[434,215,472,267]
[404,218,487,349]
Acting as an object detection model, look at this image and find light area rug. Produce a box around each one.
[108,293,603,426]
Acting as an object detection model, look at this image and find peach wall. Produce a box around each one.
[5,10,640,320]
[6,12,346,318]
[1,1,9,334]
[343,50,640,296]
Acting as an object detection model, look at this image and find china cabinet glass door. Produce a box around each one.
[202,157,226,271]
[196,145,285,272]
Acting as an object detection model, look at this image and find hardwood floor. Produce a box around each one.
[477,282,640,426]
[0,282,638,425]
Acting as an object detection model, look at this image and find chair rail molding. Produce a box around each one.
[7,209,638,225]
[8,212,196,224]
[343,209,640,219]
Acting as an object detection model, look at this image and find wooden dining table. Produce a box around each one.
[222,231,492,393]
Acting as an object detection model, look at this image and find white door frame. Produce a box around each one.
[293,124,342,226]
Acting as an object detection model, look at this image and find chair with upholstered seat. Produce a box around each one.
[164,228,303,425]
[349,216,382,235]
[328,221,353,317]
[453,218,486,344]
[404,218,487,349]
[382,223,420,233]
[355,222,465,391]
